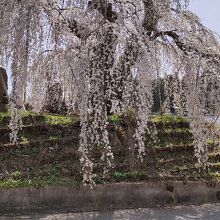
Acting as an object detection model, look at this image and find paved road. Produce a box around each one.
[1,203,220,220]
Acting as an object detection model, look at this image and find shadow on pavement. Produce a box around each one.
[1,203,220,220]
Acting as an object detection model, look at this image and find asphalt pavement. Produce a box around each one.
[1,203,220,220]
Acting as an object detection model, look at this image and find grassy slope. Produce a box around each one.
[0,111,219,188]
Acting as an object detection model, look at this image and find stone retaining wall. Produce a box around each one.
[0,181,220,214]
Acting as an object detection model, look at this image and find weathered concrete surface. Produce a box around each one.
[0,182,220,214]
[1,203,220,220]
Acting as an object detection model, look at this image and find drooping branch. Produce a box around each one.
[150,30,220,68]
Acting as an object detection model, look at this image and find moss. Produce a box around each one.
[43,114,78,125]
[21,111,39,117]
[0,111,10,124]
[108,114,121,124]
[150,114,188,123]
[0,111,10,117]
[1,111,189,127]
[0,111,79,126]
[108,111,188,125]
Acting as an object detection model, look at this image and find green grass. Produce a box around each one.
[0,111,10,124]
[0,111,10,117]
[0,173,218,189]
[211,163,220,169]
[0,177,79,189]
[0,111,79,126]
[108,114,121,125]
[1,110,187,126]
[206,172,220,181]
[20,134,62,143]
[1,111,37,117]
[0,168,80,188]
[0,179,42,188]
[21,111,39,117]
[107,112,188,125]
[1,110,220,187]
[43,114,78,125]
[111,171,149,182]
[150,114,188,123]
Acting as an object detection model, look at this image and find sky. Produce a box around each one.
[189,0,220,35]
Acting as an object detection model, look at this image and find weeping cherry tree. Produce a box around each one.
[0,0,220,183]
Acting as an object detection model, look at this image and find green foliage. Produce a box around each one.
[112,171,148,182]
[0,178,79,189]
[108,108,137,125]
[108,113,121,125]
[20,136,29,143]
[206,172,220,181]
[0,179,41,188]
[44,164,60,179]
[11,171,22,180]
[48,136,60,141]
